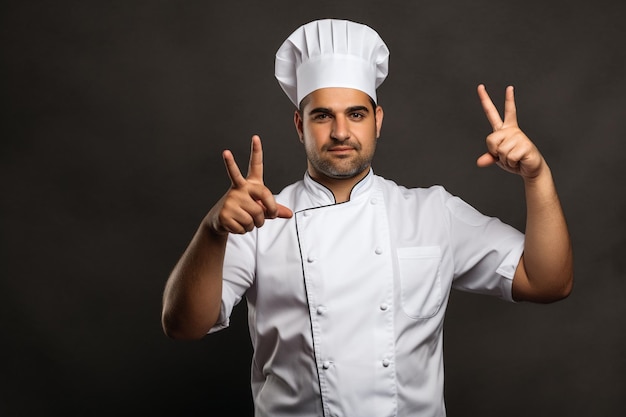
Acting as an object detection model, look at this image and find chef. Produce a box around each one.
[162,19,573,417]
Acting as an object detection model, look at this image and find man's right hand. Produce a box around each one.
[206,135,293,235]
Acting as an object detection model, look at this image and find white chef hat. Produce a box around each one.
[275,19,390,107]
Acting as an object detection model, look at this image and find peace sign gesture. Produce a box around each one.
[207,135,293,235]
[476,85,545,179]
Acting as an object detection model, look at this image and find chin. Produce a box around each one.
[326,166,368,179]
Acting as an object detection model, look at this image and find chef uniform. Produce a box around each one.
[209,19,525,417]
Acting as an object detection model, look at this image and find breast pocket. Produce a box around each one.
[397,246,443,319]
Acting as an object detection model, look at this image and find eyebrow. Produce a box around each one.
[308,105,371,116]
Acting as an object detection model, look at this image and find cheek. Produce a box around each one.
[304,126,327,145]
[301,134,318,155]
[358,125,378,147]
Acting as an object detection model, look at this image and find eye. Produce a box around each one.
[313,113,331,120]
[349,112,366,120]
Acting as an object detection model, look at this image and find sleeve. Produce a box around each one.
[445,194,525,302]
[208,230,257,333]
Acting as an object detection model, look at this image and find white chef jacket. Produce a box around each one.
[211,169,524,417]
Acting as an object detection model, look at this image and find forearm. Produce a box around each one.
[514,164,574,302]
[160,136,291,338]
[161,218,228,339]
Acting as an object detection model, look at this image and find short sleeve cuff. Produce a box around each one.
[496,238,525,302]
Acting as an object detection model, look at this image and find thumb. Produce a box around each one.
[477,152,497,168]
[276,204,293,219]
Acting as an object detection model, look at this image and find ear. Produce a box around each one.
[294,109,304,143]
[375,105,384,139]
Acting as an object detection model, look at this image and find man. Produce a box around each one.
[162,19,573,416]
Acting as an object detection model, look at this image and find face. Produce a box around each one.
[294,87,384,183]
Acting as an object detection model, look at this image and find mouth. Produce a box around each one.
[327,146,355,153]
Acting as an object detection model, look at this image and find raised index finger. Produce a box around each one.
[223,149,247,188]
[477,84,503,132]
[247,135,264,182]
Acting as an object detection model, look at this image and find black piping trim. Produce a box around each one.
[294,213,327,416]
[305,168,372,205]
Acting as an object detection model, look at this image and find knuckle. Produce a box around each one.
[254,215,266,228]
[217,211,230,227]
[223,220,242,235]
[249,201,265,217]
[260,187,273,199]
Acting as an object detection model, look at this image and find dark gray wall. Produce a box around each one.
[2,0,624,415]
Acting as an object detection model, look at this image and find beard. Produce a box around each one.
[304,136,376,179]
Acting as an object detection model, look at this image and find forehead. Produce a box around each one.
[301,87,372,111]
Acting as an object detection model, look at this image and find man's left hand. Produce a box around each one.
[476,84,546,180]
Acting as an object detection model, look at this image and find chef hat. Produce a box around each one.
[275,19,390,107]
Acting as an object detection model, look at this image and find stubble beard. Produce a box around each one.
[304,136,376,180]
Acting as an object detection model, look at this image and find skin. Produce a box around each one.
[475,84,573,302]
[161,136,292,339]
[295,87,384,202]
[161,85,573,340]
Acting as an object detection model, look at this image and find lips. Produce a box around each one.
[328,146,355,152]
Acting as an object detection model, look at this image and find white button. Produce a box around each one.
[307,256,315,263]
[380,303,389,311]
[370,198,378,205]
[375,247,383,255]
[303,210,311,217]
[382,359,390,367]
[316,306,326,315]
[322,361,331,369]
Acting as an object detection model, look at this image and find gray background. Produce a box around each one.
[2,0,625,415]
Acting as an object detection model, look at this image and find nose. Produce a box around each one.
[330,116,350,141]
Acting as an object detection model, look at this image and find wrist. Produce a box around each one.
[522,158,551,185]
[202,212,229,238]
